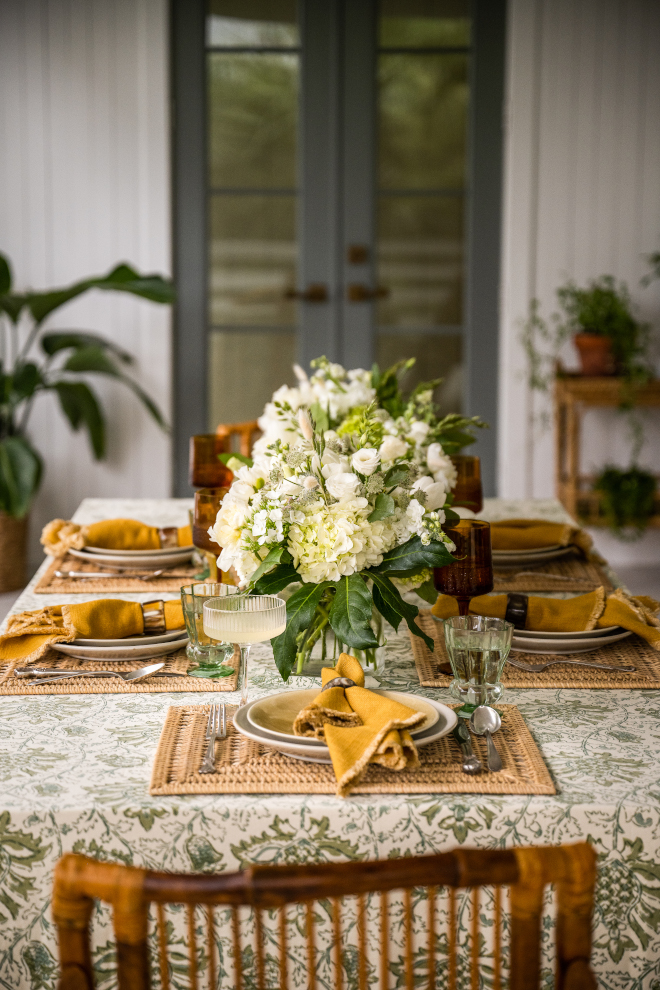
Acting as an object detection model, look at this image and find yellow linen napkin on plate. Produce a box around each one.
[0,598,185,665]
[489,518,596,557]
[293,653,426,797]
[40,518,193,556]
[432,588,660,648]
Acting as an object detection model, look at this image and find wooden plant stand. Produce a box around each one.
[554,376,660,526]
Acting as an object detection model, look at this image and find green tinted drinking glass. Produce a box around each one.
[181,583,242,674]
[443,615,513,717]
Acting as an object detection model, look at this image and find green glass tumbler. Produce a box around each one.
[443,615,513,717]
[181,583,241,665]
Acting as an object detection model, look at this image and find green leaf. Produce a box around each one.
[50,381,106,459]
[272,582,333,681]
[416,578,438,605]
[383,464,410,488]
[444,507,461,522]
[0,255,11,295]
[309,401,329,434]
[248,545,287,588]
[370,572,434,651]
[26,264,175,324]
[0,294,26,324]
[370,535,455,577]
[329,574,379,650]
[368,492,395,522]
[0,436,42,517]
[218,452,253,468]
[41,331,132,363]
[11,363,41,401]
[253,563,300,596]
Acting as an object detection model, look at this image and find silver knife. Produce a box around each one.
[452,721,482,774]
[14,667,182,677]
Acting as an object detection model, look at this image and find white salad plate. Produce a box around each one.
[233,693,457,764]
[69,547,193,567]
[513,625,624,640]
[74,629,187,648]
[53,635,188,662]
[511,629,632,654]
[492,546,574,568]
[85,544,195,557]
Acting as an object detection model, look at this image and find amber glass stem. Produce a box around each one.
[457,598,471,616]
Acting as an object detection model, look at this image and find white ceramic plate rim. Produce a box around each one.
[246,689,440,743]
[85,545,195,556]
[73,630,188,648]
[52,637,188,660]
[492,544,564,555]
[511,629,632,652]
[69,547,193,566]
[233,694,457,756]
[513,625,623,639]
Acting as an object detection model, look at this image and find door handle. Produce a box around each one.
[347,283,390,302]
[285,283,328,303]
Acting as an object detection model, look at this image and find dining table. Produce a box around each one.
[0,496,659,990]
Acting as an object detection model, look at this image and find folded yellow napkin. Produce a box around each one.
[0,599,184,666]
[489,518,595,557]
[293,654,426,797]
[41,518,193,556]
[432,589,660,649]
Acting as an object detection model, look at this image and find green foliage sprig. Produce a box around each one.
[593,465,657,538]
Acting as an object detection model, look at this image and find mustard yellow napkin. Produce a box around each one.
[293,654,426,797]
[489,518,596,557]
[432,589,660,649]
[41,518,193,556]
[0,599,184,666]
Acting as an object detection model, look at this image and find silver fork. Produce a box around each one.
[199,704,226,774]
[507,656,636,673]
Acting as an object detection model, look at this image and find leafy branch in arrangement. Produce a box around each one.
[0,255,174,517]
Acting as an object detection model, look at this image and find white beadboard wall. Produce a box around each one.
[499,0,660,564]
[0,0,171,573]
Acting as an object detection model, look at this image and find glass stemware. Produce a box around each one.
[189,434,233,489]
[203,595,286,706]
[193,487,229,581]
[433,519,493,616]
[450,455,483,514]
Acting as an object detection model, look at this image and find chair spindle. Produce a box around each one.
[306,902,316,990]
[427,886,436,990]
[187,904,198,990]
[206,907,216,990]
[380,891,389,990]
[332,898,343,990]
[156,903,170,990]
[357,894,367,990]
[471,888,479,990]
[493,886,502,990]
[232,906,243,990]
[255,909,266,990]
[279,907,288,990]
[448,888,457,990]
[404,889,414,990]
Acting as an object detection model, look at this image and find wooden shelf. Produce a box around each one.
[554,376,660,526]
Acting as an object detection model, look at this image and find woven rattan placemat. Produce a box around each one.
[411,610,659,689]
[34,554,200,594]
[149,702,556,796]
[0,645,238,695]
[492,555,613,593]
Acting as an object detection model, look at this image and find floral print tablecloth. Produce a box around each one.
[0,498,658,990]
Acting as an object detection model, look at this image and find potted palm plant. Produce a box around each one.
[0,254,174,590]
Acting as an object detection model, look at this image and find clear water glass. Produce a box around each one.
[181,583,241,663]
[443,615,513,715]
[203,594,286,706]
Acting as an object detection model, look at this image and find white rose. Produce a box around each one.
[351,447,380,476]
[408,420,430,444]
[412,475,447,511]
[379,435,408,461]
[426,443,458,488]
[322,459,350,480]
[326,472,361,500]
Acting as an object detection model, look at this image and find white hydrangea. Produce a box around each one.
[288,497,391,583]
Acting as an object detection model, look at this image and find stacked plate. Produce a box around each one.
[53,628,188,661]
[233,689,458,764]
[511,625,632,655]
[492,544,575,569]
[69,544,194,568]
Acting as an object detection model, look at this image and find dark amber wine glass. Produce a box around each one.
[193,487,229,582]
[450,455,483,513]
[189,434,234,489]
[433,519,493,616]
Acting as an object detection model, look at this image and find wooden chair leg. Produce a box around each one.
[509,850,545,990]
[555,845,597,990]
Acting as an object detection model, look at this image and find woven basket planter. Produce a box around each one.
[0,512,28,592]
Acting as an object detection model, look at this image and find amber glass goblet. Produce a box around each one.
[189,434,233,489]
[433,519,493,616]
[193,487,229,582]
[450,455,483,514]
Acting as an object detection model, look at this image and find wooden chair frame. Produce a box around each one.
[53,843,597,990]
[215,420,261,459]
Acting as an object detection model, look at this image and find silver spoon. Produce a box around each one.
[19,662,166,685]
[470,706,503,772]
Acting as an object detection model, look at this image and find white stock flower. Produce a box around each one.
[379,435,408,461]
[412,475,447,511]
[351,447,380,476]
[408,420,430,444]
[325,471,361,501]
[426,443,458,488]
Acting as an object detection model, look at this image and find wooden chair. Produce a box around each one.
[52,842,597,990]
[215,420,261,458]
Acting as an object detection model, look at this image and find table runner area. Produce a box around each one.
[411,610,660,689]
[149,702,556,796]
[0,645,239,695]
[492,554,614,593]
[34,553,201,593]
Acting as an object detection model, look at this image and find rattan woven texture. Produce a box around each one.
[412,610,658,689]
[0,645,239,695]
[492,555,614,593]
[149,703,556,796]
[34,554,200,594]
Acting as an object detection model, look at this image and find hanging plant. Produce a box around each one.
[593,465,657,538]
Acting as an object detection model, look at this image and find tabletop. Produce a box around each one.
[0,497,658,990]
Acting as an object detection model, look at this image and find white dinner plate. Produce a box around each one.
[492,546,575,568]
[69,547,193,567]
[86,544,195,557]
[513,625,624,640]
[511,629,632,654]
[247,689,440,744]
[233,694,457,763]
[493,543,564,555]
[53,635,188,662]
[74,629,187,648]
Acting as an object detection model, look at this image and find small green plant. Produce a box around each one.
[593,465,657,538]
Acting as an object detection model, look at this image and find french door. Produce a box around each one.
[171,0,505,495]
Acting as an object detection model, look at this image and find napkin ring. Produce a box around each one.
[158,526,179,549]
[505,593,528,629]
[141,600,166,634]
[322,677,356,691]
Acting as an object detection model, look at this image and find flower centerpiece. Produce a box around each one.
[210,357,486,680]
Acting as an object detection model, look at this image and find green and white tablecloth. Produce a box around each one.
[0,498,658,990]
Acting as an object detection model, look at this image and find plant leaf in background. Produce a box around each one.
[0,256,11,296]
[0,437,42,517]
[62,346,168,430]
[50,382,106,459]
[328,574,380,650]
[41,331,133,363]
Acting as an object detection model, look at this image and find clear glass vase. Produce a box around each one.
[291,601,386,677]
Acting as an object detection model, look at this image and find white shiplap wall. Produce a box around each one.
[499,0,660,563]
[0,0,171,572]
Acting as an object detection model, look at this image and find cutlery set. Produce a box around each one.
[14,662,180,685]
[453,705,503,775]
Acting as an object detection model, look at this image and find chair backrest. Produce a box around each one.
[215,420,261,458]
[52,843,597,990]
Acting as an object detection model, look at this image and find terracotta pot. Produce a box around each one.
[0,511,28,591]
[574,332,615,376]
